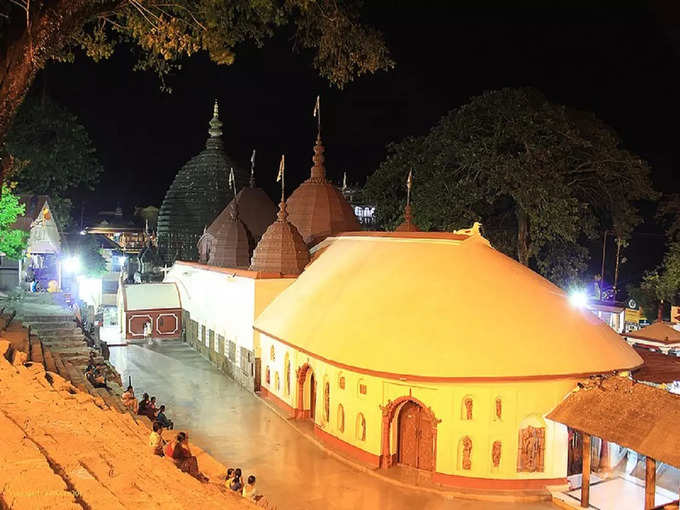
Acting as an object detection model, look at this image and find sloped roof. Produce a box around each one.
[631,347,680,384]
[254,232,642,379]
[13,195,49,232]
[547,376,680,468]
[121,283,181,311]
[626,322,680,345]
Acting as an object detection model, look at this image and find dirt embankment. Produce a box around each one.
[0,328,263,509]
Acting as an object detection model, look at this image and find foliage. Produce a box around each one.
[364,87,658,287]
[657,193,680,241]
[135,205,159,231]
[5,96,103,230]
[1,0,393,91]
[628,242,680,317]
[0,185,27,260]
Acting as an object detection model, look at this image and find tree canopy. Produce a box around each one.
[0,0,393,152]
[6,95,103,229]
[0,185,27,260]
[628,242,680,319]
[364,87,658,286]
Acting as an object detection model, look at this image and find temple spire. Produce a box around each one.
[249,149,256,188]
[276,154,286,208]
[208,99,222,138]
[396,169,419,232]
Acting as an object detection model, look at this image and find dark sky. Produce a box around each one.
[40,2,680,286]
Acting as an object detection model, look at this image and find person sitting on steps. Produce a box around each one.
[149,421,164,456]
[137,393,150,415]
[229,468,243,492]
[172,432,208,482]
[121,385,138,413]
[242,475,257,500]
[156,405,173,429]
[85,366,107,389]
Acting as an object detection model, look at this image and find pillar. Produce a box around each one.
[581,433,591,508]
[645,456,656,510]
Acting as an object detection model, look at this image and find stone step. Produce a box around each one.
[40,335,86,343]
[31,327,81,336]
[20,315,74,323]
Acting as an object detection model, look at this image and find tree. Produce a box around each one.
[135,205,159,232]
[6,95,103,229]
[78,236,107,278]
[364,87,657,286]
[0,184,28,259]
[0,0,393,155]
[628,242,680,320]
[657,193,680,241]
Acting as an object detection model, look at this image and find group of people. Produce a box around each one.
[121,386,174,429]
[84,352,108,389]
[225,467,259,501]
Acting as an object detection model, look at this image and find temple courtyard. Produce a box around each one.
[105,328,553,510]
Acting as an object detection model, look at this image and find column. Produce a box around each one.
[581,433,591,508]
[645,456,656,510]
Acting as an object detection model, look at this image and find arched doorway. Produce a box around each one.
[396,401,434,471]
[295,363,316,421]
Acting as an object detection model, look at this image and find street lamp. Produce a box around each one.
[568,289,588,308]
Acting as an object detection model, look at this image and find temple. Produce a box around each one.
[157,101,244,264]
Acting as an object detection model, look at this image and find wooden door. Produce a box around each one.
[398,401,420,468]
[418,410,434,471]
[568,428,583,476]
[398,401,434,471]
[310,374,316,421]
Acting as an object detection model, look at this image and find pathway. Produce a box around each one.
[106,331,553,510]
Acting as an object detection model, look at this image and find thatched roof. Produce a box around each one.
[626,322,680,345]
[632,347,680,384]
[547,376,680,468]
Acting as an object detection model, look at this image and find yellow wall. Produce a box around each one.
[258,331,575,480]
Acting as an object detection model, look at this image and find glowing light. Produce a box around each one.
[569,289,588,308]
[62,256,81,274]
[116,255,128,266]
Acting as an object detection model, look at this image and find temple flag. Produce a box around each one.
[276,155,285,182]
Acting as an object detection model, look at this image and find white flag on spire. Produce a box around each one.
[250,149,256,167]
[229,167,235,189]
[276,155,285,182]
[313,95,320,118]
[407,169,413,190]
[343,171,347,191]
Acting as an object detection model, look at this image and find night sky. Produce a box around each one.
[38,2,680,286]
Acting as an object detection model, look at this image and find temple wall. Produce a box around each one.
[165,263,294,392]
[258,331,575,487]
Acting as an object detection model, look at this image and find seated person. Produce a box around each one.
[137,393,150,416]
[230,468,243,492]
[85,367,107,389]
[146,396,158,418]
[121,386,138,413]
[172,432,207,482]
[242,475,257,500]
[156,405,173,429]
[149,422,164,456]
[224,467,235,489]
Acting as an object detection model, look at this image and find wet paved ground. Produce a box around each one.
[106,331,553,510]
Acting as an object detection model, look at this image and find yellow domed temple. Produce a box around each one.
[161,116,643,494]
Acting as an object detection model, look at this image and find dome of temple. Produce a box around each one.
[249,201,310,275]
[224,174,277,246]
[157,101,247,263]
[395,204,420,232]
[254,231,642,379]
[286,135,360,247]
[198,204,250,268]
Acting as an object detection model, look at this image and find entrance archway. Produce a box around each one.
[295,363,316,420]
[380,396,438,470]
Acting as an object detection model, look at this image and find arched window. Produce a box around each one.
[462,396,473,420]
[494,397,502,421]
[358,379,367,396]
[265,366,271,386]
[338,372,345,390]
[274,372,280,391]
[458,436,472,470]
[337,404,345,433]
[517,415,546,473]
[285,354,291,395]
[324,381,330,422]
[356,413,366,441]
[270,345,275,361]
